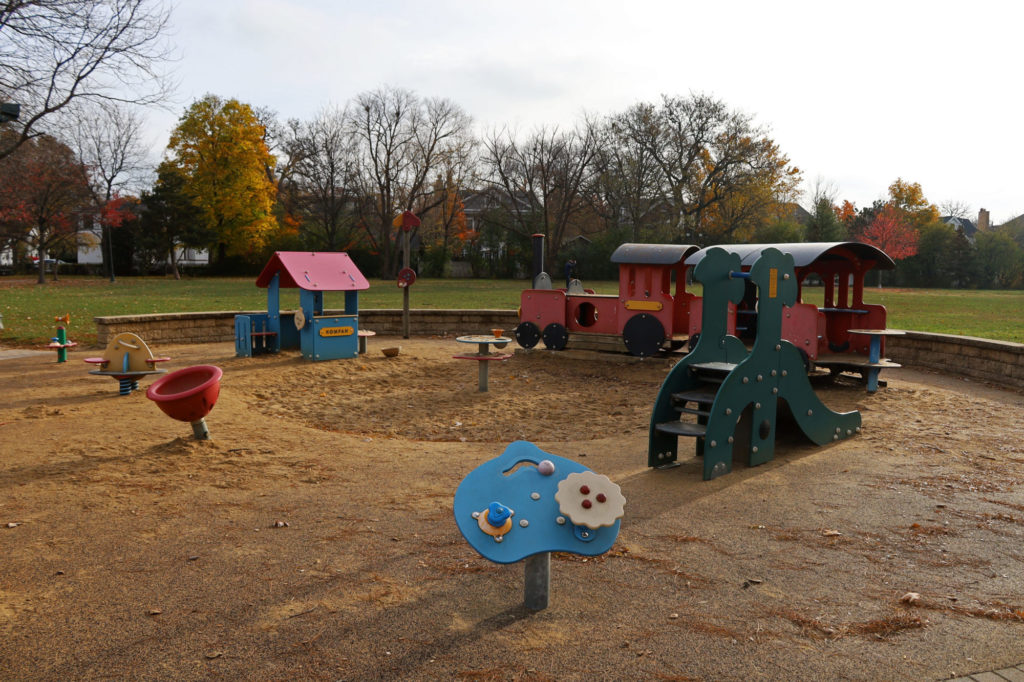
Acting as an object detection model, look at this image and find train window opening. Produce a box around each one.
[575,302,599,328]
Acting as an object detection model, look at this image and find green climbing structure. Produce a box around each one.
[648,247,862,480]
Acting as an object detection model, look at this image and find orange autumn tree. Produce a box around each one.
[836,199,857,229]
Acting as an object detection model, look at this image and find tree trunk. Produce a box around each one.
[169,244,181,280]
[36,247,45,284]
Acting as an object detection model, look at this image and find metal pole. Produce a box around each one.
[531,234,545,288]
[191,418,210,440]
[402,229,411,339]
[478,360,489,392]
[106,221,116,282]
[523,552,550,610]
[56,326,68,363]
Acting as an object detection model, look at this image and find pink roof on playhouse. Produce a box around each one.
[255,251,370,291]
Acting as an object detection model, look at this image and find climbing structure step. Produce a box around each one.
[654,420,708,438]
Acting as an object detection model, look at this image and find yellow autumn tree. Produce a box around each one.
[698,137,803,243]
[887,178,939,231]
[167,95,278,261]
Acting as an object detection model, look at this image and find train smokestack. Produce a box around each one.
[531,233,545,287]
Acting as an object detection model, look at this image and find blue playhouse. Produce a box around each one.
[234,251,370,361]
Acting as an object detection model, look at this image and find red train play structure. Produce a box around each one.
[514,240,898,378]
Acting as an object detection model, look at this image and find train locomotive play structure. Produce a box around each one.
[513,240,899,383]
[515,242,702,358]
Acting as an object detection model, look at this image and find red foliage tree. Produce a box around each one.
[0,134,91,283]
[860,205,919,260]
[859,205,919,286]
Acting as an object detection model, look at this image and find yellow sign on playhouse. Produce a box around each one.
[319,326,354,338]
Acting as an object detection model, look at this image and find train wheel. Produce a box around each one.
[541,323,568,350]
[623,314,665,357]
[514,321,541,349]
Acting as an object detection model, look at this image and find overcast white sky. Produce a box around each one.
[149,0,1023,223]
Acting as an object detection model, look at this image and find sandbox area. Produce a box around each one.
[1,337,1023,680]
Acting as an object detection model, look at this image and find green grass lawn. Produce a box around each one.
[1,275,1021,347]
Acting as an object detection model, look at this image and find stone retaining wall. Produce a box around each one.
[95,309,520,346]
[94,311,1023,391]
[884,331,1024,391]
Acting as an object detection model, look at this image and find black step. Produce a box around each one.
[671,385,717,417]
[671,385,718,405]
[654,421,707,438]
[688,362,736,383]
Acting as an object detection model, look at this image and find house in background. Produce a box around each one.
[77,222,209,271]
[940,208,990,244]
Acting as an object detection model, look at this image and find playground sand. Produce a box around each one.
[1,336,1023,681]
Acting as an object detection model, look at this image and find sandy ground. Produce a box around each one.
[1,336,1024,681]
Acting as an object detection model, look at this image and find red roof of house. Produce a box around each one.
[255,252,370,291]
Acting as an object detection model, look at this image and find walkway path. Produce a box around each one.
[947,664,1024,680]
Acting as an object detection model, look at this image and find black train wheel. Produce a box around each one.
[541,323,569,350]
[515,321,541,349]
[623,314,665,357]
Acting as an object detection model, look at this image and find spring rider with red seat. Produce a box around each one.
[146,365,223,440]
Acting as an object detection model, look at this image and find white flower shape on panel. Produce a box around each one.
[554,471,626,529]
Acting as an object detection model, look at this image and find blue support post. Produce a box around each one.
[267,272,281,353]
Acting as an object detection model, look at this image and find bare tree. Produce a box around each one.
[620,93,784,243]
[71,101,147,280]
[0,0,174,160]
[291,105,361,250]
[480,120,599,264]
[592,103,669,240]
[939,199,972,220]
[809,176,838,208]
[346,86,473,273]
